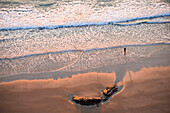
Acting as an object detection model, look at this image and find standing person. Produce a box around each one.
[124,48,126,55]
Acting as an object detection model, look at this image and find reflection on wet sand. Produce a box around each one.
[0,42,170,113]
[0,66,170,113]
[0,72,116,113]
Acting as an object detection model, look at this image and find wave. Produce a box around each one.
[1,20,169,58]
[114,13,170,23]
[1,42,169,60]
[0,49,83,60]
[0,21,169,42]
[0,13,169,31]
[0,43,169,78]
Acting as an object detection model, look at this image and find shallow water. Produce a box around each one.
[0,23,170,58]
[0,0,169,28]
[0,0,170,78]
[0,44,169,79]
[0,1,170,113]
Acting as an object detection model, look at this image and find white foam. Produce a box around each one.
[0,0,169,28]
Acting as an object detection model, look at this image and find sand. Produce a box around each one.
[0,66,170,113]
[0,44,170,113]
[102,66,170,113]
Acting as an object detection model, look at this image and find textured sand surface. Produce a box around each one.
[0,66,170,113]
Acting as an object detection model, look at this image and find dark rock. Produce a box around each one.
[103,85,118,96]
[72,96,101,106]
[71,85,118,106]
[102,97,108,102]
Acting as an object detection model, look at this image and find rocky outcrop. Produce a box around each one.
[72,96,101,106]
[103,85,118,96]
[71,84,118,106]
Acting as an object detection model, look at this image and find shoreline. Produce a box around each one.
[0,66,170,113]
[0,38,170,113]
[0,44,170,82]
[0,13,170,31]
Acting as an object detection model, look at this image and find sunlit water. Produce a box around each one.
[0,0,170,78]
[0,0,170,28]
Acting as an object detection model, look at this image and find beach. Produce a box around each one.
[0,0,170,113]
[0,37,170,113]
[0,45,170,113]
[0,66,170,113]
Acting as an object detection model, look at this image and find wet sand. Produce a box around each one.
[0,66,170,113]
[102,66,170,113]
